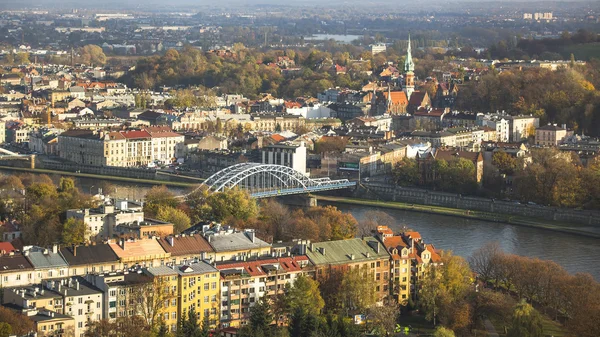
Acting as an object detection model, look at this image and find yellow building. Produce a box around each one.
[145,266,180,333]
[29,309,76,337]
[176,262,221,329]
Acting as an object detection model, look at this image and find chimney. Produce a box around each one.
[72,245,77,257]
[119,238,125,249]
[350,254,355,260]
[52,244,57,254]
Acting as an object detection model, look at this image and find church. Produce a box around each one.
[368,34,431,116]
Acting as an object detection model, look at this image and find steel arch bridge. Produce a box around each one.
[195,162,356,198]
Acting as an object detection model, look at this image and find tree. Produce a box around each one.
[205,188,258,222]
[469,241,502,283]
[432,326,456,337]
[129,275,176,330]
[506,301,543,337]
[144,186,179,218]
[15,52,29,64]
[338,265,377,313]
[393,157,420,186]
[156,206,191,233]
[58,177,76,193]
[287,275,325,316]
[358,210,395,236]
[492,151,518,175]
[0,322,11,337]
[61,218,88,244]
[0,306,33,336]
[368,299,400,336]
[305,206,357,241]
[79,45,107,66]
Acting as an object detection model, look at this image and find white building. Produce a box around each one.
[370,43,387,55]
[477,113,510,142]
[285,103,332,119]
[66,199,144,239]
[260,141,307,175]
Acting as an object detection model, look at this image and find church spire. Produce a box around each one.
[404,33,415,73]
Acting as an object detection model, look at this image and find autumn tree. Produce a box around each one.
[205,188,258,222]
[79,45,107,66]
[305,205,357,241]
[156,207,191,233]
[367,299,400,336]
[492,151,518,175]
[144,185,180,218]
[432,326,456,337]
[358,210,395,236]
[0,307,34,336]
[338,265,377,314]
[469,241,503,284]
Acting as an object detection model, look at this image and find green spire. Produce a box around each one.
[404,33,414,73]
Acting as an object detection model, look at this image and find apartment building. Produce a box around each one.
[0,252,35,288]
[108,238,172,269]
[535,124,570,146]
[66,199,144,239]
[145,266,180,332]
[205,229,272,262]
[506,115,539,142]
[60,244,121,277]
[23,245,70,284]
[57,128,184,167]
[176,263,221,328]
[304,237,391,304]
[260,142,307,175]
[216,256,312,328]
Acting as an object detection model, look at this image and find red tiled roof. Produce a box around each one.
[414,108,445,117]
[0,242,16,253]
[216,256,309,277]
[120,130,152,139]
[383,91,408,106]
[271,134,286,143]
[157,235,214,256]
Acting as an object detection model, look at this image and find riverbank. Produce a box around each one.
[0,166,199,188]
[316,195,600,239]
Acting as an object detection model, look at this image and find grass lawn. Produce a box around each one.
[488,312,567,337]
[396,314,436,334]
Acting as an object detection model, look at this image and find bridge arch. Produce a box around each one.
[192,163,355,198]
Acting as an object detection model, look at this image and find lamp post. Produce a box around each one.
[89,185,95,195]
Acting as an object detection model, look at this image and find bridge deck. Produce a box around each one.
[250,181,357,198]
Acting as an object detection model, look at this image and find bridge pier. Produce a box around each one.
[275,195,317,208]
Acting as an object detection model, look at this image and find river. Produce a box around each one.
[3,170,599,280]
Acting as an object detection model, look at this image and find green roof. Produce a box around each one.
[306,237,390,266]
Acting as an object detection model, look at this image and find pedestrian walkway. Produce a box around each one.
[484,319,499,337]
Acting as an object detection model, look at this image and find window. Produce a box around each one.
[204,283,209,291]
[78,298,83,304]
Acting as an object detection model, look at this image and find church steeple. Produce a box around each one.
[404,33,415,73]
[403,33,415,101]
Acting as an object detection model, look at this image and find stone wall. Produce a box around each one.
[39,161,157,180]
[362,183,600,226]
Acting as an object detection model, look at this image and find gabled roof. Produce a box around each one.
[408,91,428,106]
[435,150,482,163]
[60,244,120,266]
[175,262,218,276]
[0,242,16,253]
[108,239,170,261]
[24,246,69,269]
[0,254,34,273]
[157,235,214,256]
[383,91,408,106]
[207,232,270,252]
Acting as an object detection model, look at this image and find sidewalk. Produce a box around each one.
[484,319,499,337]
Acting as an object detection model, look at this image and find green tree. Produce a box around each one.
[287,275,325,316]
[16,52,30,64]
[61,218,88,245]
[339,265,377,313]
[506,301,543,337]
[0,322,11,337]
[156,206,191,233]
[393,157,420,186]
[432,326,456,337]
[205,188,258,222]
[58,177,76,193]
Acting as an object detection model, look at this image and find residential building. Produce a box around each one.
[60,244,121,277]
[375,226,411,304]
[144,266,180,332]
[114,218,174,239]
[157,234,216,265]
[108,238,172,269]
[204,229,271,262]
[0,252,35,288]
[506,115,539,142]
[66,199,145,239]
[535,124,570,146]
[57,128,184,167]
[216,256,312,328]
[23,245,70,284]
[435,150,484,183]
[304,237,391,304]
[176,263,221,328]
[370,43,387,55]
[413,108,448,130]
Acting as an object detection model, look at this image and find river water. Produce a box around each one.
[4,170,599,280]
